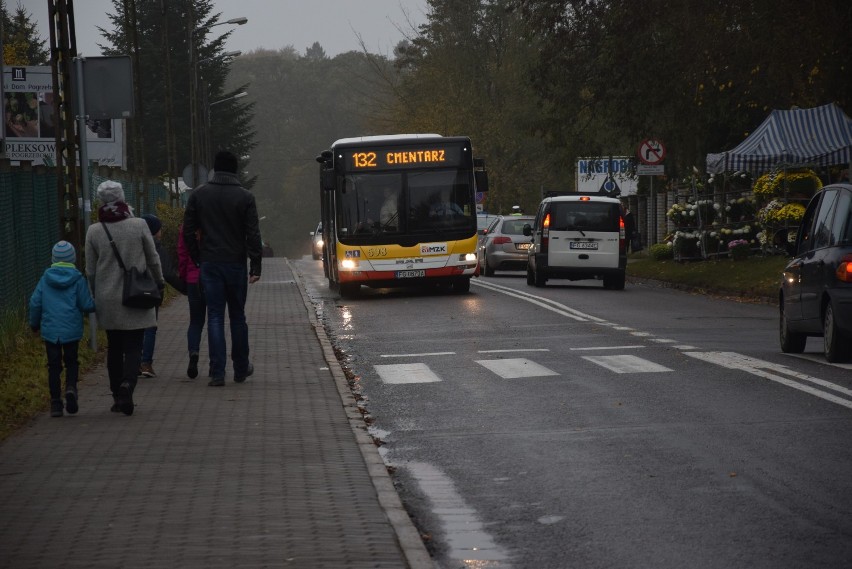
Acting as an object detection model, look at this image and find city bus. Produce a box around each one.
[316,134,488,298]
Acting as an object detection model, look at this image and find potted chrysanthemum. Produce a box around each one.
[727,238,750,260]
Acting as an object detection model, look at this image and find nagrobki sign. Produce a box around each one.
[576,156,638,196]
[2,66,125,167]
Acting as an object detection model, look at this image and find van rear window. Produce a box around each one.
[550,202,619,231]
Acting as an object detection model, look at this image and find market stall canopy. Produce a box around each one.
[706,103,852,174]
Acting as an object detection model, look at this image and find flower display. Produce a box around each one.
[724,196,756,221]
[727,237,751,260]
[666,199,720,228]
[758,201,806,226]
[752,168,822,199]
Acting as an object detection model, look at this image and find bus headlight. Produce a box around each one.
[341,259,358,270]
[462,253,477,262]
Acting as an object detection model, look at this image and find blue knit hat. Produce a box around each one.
[142,214,162,236]
[52,240,76,264]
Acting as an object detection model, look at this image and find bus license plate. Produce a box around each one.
[396,270,426,279]
[569,241,598,250]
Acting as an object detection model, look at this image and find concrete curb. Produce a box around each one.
[288,260,434,569]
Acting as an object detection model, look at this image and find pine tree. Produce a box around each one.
[98,0,255,184]
[1,1,49,65]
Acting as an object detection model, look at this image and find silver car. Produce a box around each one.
[478,215,535,276]
[310,221,323,260]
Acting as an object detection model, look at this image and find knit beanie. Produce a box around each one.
[142,214,162,236]
[52,240,76,264]
[96,180,125,204]
[213,151,239,174]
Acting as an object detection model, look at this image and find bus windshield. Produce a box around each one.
[336,168,475,242]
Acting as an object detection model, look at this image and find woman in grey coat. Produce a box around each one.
[85,180,164,415]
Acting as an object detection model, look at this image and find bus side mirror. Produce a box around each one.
[523,224,532,236]
[321,168,335,191]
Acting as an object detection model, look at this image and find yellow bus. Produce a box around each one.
[316,134,489,298]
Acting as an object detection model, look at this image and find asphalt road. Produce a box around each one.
[295,259,852,569]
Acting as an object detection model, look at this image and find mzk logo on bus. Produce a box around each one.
[420,243,448,255]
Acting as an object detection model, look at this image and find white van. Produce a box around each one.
[523,194,627,289]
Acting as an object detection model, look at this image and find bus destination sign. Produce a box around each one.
[344,144,466,171]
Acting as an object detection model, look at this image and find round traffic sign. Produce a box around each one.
[638,139,666,165]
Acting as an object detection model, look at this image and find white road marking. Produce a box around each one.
[379,351,455,358]
[404,462,508,563]
[477,348,550,353]
[473,280,605,322]
[783,353,852,370]
[475,358,559,379]
[570,345,645,351]
[582,354,674,374]
[374,363,441,384]
[686,351,852,410]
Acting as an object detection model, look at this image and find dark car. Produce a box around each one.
[779,183,852,362]
[478,215,535,276]
[310,221,323,260]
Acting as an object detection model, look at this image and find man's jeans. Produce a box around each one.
[200,262,250,379]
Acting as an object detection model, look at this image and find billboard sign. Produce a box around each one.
[2,66,125,167]
[576,156,637,196]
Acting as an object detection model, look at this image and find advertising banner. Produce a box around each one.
[2,66,124,167]
[576,156,637,196]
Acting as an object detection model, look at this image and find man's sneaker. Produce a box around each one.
[234,363,254,384]
[117,382,134,415]
[50,399,63,417]
[208,377,225,387]
[139,363,156,378]
[65,388,78,415]
[187,353,199,379]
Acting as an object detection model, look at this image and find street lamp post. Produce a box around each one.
[189,17,246,188]
[206,91,248,167]
[197,51,241,167]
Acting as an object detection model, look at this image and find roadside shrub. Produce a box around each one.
[649,243,673,261]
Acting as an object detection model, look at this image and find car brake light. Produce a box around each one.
[541,213,550,253]
[492,236,512,245]
[837,254,852,283]
[619,215,626,251]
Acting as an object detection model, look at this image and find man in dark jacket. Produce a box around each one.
[182,150,262,386]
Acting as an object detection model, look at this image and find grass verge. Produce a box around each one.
[0,288,181,442]
[627,253,789,302]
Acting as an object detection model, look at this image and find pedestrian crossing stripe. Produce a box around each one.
[475,358,559,379]
[582,354,673,374]
[375,363,441,384]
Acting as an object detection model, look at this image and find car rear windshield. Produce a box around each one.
[550,202,619,232]
[501,218,531,235]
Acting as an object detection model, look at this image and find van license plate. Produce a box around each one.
[569,241,598,250]
[396,270,426,278]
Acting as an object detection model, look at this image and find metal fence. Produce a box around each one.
[0,160,173,322]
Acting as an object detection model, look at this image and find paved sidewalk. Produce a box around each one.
[0,258,432,569]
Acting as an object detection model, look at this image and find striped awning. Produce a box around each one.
[706,103,852,174]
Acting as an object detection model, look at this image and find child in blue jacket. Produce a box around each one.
[29,241,96,417]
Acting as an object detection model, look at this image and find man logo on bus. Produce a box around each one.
[420,243,448,255]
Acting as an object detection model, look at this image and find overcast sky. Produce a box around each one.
[21,0,428,58]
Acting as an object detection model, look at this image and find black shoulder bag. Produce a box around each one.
[101,222,162,309]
